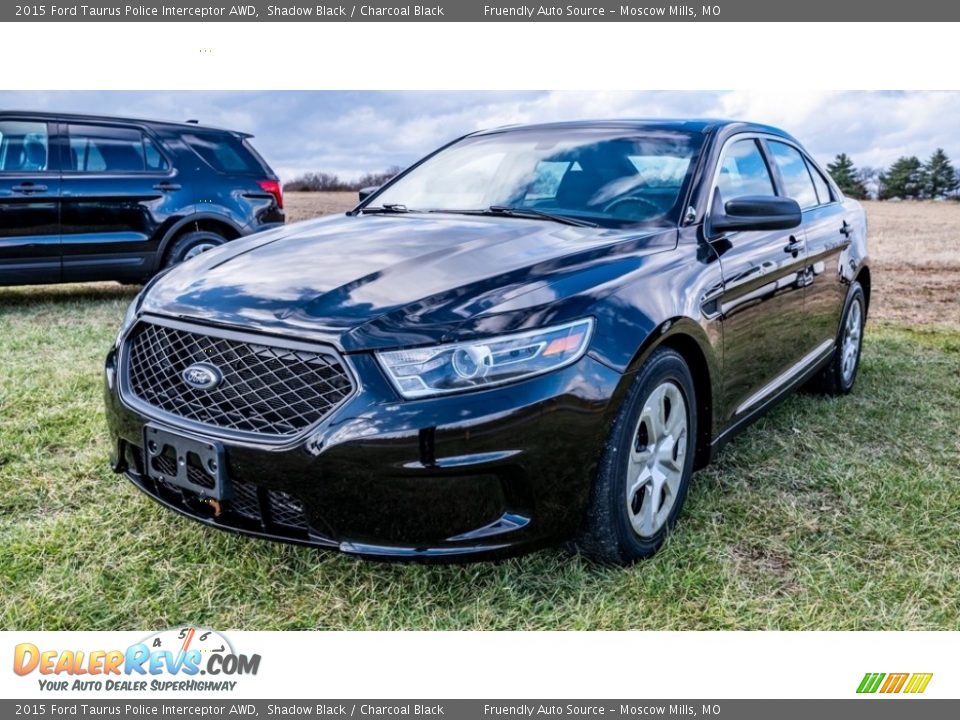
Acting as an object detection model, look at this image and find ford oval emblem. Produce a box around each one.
[182,363,222,391]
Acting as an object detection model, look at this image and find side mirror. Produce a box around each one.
[358,186,379,202]
[710,193,801,234]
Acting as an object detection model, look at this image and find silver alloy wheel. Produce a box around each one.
[183,242,217,261]
[626,380,688,539]
[841,296,863,384]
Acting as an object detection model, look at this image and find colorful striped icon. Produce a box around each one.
[857,672,933,694]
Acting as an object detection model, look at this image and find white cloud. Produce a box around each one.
[2,90,958,180]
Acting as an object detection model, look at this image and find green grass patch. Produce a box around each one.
[1,285,958,630]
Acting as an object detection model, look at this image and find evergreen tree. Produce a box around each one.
[879,156,924,200]
[826,153,867,199]
[922,149,959,199]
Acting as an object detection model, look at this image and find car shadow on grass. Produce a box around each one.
[0,282,139,309]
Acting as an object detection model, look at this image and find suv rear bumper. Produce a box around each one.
[249,220,284,233]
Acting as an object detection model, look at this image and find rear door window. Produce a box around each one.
[768,141,819,209]
[67,124,169,173]
[0,120,51,173]
[184,133,263,174]
[143,137,169,172]
[805,158,834,205]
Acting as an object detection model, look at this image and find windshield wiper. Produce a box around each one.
[483,206,598,228]
[360,203,412,214]
[363,204,598,227]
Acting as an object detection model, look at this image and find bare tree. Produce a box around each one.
[284,167,403,193]
[356,166,403,189]
[856,166,881,199]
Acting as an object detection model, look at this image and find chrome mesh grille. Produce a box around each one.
[125,321,353,437]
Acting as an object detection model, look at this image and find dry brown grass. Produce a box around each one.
[285,191,357,221]
[285,193,960,328]
[860,201,960,327]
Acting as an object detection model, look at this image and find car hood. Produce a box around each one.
[142,213,674,351]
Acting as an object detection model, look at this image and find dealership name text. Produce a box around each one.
[483,5,715,17]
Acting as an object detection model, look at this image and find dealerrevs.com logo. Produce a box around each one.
[13,627,261,692]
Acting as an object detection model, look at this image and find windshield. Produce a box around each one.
[370,127,703,228]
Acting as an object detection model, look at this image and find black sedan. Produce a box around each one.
[104,119,869,564]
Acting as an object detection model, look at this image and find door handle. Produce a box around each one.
[153,182,182,191]
[12,183,48,194]
[783,235,804,256]
[840,220,853,238]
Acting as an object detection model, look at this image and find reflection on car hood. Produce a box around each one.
[142,213,674,351]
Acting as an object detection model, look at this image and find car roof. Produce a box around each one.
[0,110,249,136]
[470,118,794,140]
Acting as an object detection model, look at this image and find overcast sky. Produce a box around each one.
[2,90,957,182]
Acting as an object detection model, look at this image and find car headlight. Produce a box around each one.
[376,318,594,399]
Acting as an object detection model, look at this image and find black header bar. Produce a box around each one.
[3,0,957,22]
[2,700,959,719]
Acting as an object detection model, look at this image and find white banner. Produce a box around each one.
[2,631,954,699]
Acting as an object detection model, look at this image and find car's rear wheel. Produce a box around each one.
[575,347,697,565]
[164,230,227,268]
[808,281,865,396]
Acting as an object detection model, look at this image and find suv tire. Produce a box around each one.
[164,230,227,268]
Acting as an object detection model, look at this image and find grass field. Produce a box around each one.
[1,199,958,630]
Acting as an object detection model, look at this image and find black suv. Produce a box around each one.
[0,111,284,286]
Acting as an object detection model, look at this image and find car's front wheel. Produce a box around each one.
[575,347,697,565]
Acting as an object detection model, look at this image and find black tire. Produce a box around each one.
[574,347,697,565]
[163,230,227,268]
[807,281,866,396]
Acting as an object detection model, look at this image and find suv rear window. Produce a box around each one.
[67,124,170,173]
[184,133,263,174]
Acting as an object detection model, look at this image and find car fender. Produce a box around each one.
[591,316,720,470]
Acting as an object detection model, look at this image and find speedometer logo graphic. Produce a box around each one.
[140,627,235,662]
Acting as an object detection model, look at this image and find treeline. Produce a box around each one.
[286,153,960,202]
[283,167,402,193]
[827,149,960,201]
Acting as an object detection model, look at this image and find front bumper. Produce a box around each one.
[104,347,624,560]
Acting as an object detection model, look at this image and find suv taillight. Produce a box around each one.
[258,179,283,209]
